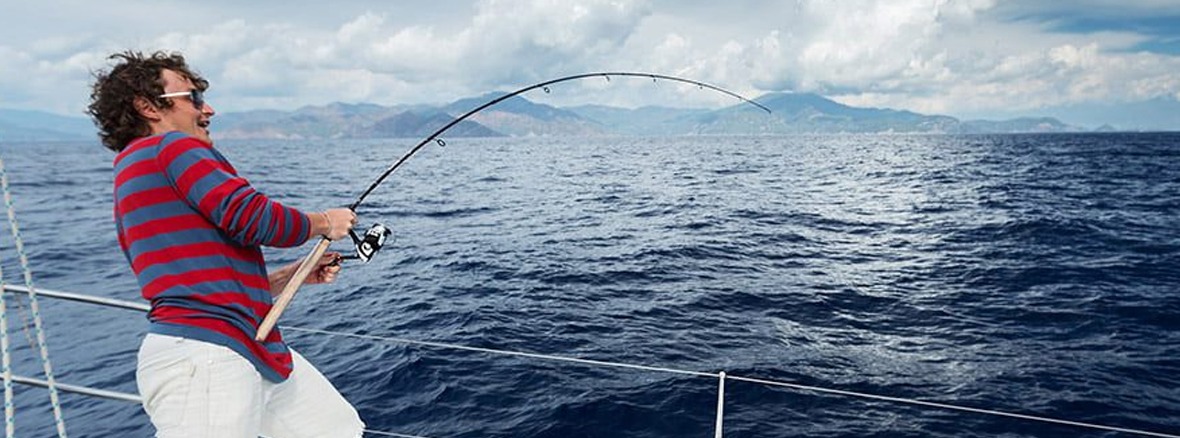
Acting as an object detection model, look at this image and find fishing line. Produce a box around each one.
[338,72,769,261]
[348,72,772,212]
[256,72,771,339]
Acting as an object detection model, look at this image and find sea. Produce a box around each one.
[0,133,1177,437]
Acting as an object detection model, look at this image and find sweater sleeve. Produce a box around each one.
[156,133,311,248]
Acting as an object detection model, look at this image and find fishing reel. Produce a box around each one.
[338,223,392,263]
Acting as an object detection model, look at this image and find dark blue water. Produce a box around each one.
[0,133,1177,437]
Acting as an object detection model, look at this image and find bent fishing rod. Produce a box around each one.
[256,72,772,340]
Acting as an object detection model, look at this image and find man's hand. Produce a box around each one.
[314,208,357,241]
[268,251,344,295]
[305,251,343,285]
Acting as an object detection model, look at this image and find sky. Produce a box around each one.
[2,0,1180,129]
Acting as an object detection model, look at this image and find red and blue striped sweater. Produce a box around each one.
[113,131,311,382]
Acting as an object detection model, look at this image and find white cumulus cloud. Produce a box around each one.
[0,0,1177,124]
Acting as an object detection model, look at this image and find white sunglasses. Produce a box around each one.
[157,89,205,109]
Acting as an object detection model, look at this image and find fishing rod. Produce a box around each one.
[256,72,772,340]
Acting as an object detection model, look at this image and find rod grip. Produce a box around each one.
[255,238,332,341]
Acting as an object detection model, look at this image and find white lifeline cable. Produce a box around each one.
[285,326,1180,438]
[0,253,14,437]
[726,375,1180,438]
[1,284,1171,438]
[0,156,67,437]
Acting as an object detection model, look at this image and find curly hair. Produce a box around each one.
[87,50,209,152]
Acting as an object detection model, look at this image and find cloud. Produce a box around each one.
[437,0,654,85]
[204,0,655,108]
[0,45,109,115]
[684,0,1180,117]
[1,0,1178,124]
[0,0,658,114]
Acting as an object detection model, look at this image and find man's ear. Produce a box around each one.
[134,96,162,121]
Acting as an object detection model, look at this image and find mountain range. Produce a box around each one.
[0,92,1135,142]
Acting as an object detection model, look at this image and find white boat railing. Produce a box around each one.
[3,284,1178,438]
[1,285,428,438]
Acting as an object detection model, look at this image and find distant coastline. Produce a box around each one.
[1,92,1173,142]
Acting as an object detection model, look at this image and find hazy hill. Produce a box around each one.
[446,93,605,136]
[370,110,501,138]
[213,102,476,139]
[697,92,963,134]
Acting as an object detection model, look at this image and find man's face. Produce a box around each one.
[154,68,214,145]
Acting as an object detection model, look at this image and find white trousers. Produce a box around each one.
[136,333,365,438]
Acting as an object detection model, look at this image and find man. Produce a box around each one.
[88,50,365,437]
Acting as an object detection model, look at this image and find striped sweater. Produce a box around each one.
[113,131,311,382]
